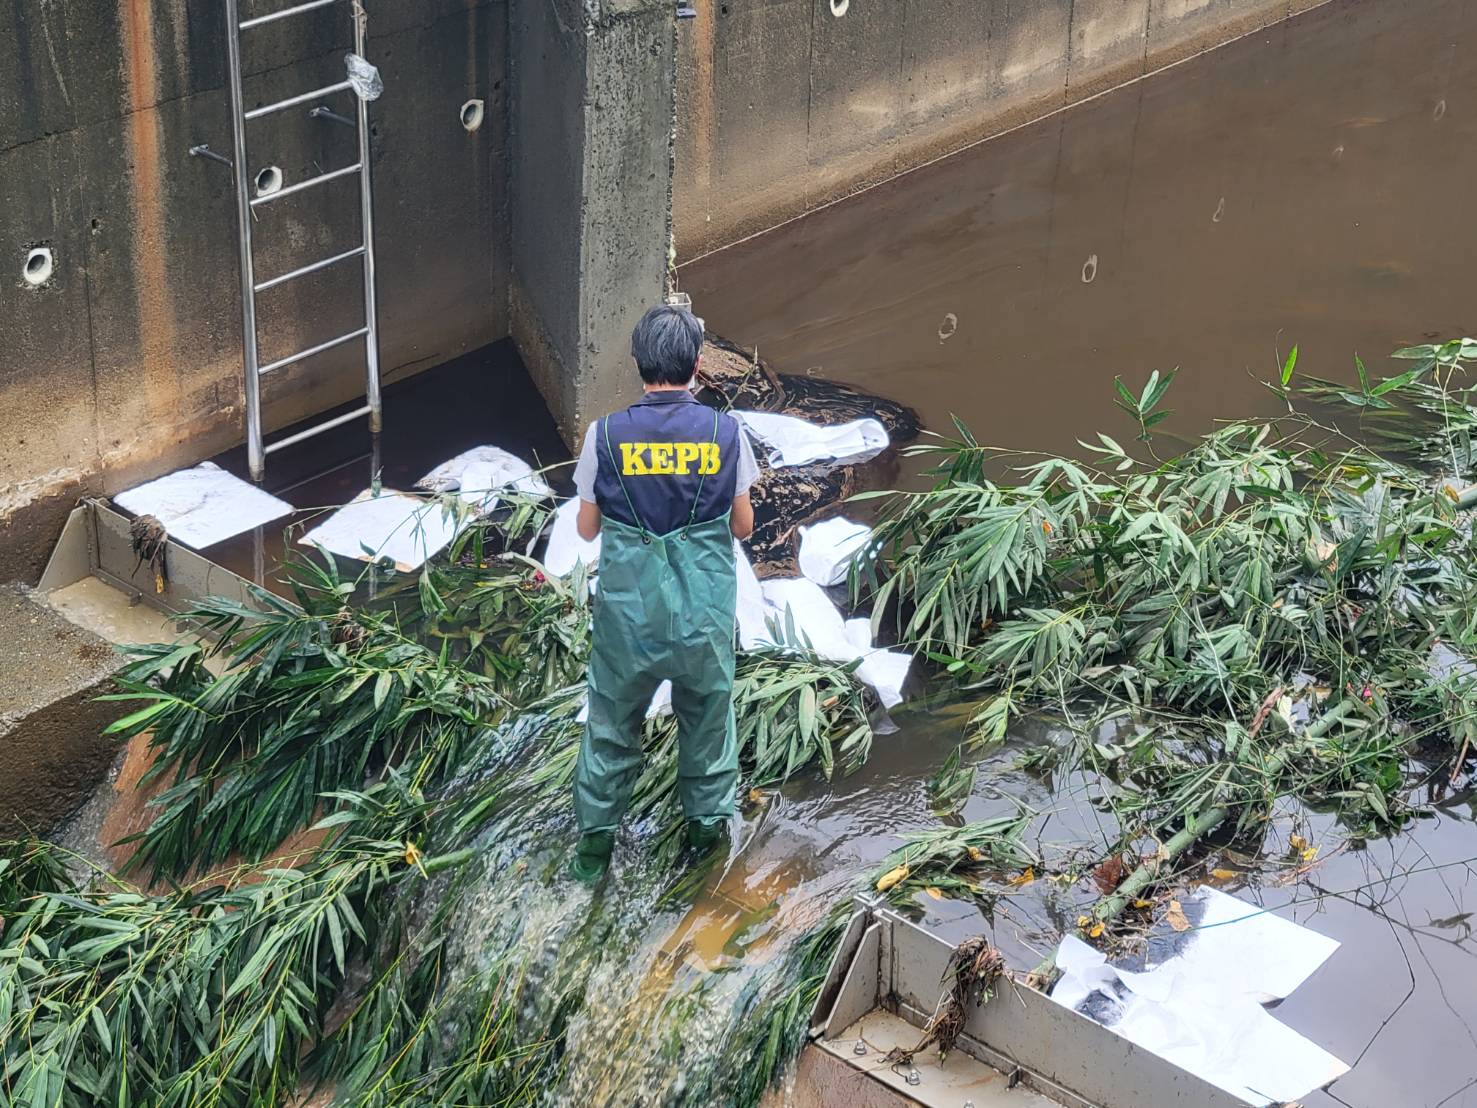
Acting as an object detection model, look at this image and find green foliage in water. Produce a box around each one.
[0,492,886,1106]
[24,342,1477,1106]
[860,344,1477,845]
[0,827,402,1107]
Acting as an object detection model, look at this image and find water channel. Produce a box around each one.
[64,1,1477,1104]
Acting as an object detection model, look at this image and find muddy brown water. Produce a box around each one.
[199,339,574,590]
[682,0,1477,472]
[678,1,1477,1105]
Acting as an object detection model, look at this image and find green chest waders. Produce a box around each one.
[573,416,740,834]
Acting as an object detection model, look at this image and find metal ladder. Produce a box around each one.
[220,0,382,483]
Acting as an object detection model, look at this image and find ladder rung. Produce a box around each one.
[255,245,365,292]
[259,326,369,375]
[251,162,363,207]
[239,0,337,30]
[245,79,353,121]
[264,404,372,454]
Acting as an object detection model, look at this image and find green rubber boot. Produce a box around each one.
[569,830,615,884]
[686,819,730,855]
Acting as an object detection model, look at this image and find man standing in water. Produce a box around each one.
[568,304,759,884]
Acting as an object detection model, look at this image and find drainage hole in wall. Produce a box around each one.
[461,99,485,132]
[830,0,848,15]
[23,247,54,286]
[254,165,283,196]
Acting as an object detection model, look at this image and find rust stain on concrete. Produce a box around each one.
[690,0,715,196]
[115,0,184,468]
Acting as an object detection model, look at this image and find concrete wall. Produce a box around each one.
[675,0,1310,256]
[507,0,677,443]
[0,0,509,581]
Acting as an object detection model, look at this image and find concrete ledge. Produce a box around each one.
[0,584,125,837]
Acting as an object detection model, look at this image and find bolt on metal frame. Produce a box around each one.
[222,0,383,482]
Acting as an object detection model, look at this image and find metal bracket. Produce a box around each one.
[189,144,234,168]
[309,104,356,127]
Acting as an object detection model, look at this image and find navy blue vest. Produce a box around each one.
[594,391,741,535]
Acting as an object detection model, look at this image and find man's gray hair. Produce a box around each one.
[631,305,704,386]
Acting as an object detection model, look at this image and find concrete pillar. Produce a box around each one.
[507,0,676,447]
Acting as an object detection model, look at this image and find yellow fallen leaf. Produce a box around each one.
[1210,868,1236,880]
[967,846,986,862]
[1008,867,1036,887]
[1088,922,1105,939]
[1165,900,1192,932]
[1133,899,1152,909]
[403,841,423,867]
[924,887,944,901]
[876,865,910,892]
[1301,845,1320,863]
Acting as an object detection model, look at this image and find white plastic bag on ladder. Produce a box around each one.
[345,53,383,101]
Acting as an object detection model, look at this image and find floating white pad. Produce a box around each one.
[576,679,672,724]
[736,410,888,468]
[299,489,460,573]
[544,508,912,707]
[542,498,602,577]
[755,576,911,708]
[797,517,873,586]
[417,445,551,514]
[114,461,293,550]
[1052,887,1346,1106]
[735,541,769,650]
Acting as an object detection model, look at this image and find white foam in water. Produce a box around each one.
[299,488,460,572]
[113,462,293,550]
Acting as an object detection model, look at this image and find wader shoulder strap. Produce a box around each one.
[684,408,722,537]
[603,416,650,539]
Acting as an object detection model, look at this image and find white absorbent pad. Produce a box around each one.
[542,498,602,577]
[754,576,911,708]
[1051,887,1346,1106]
[299,489,460,573]
[576,679,672,724]
[417,445,551,514]
[114,462,293,550]
[735,410,889,468]
[797,517,873,587]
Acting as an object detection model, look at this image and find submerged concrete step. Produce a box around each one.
[819,1010,1062,1107]
[0,583,129,837]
